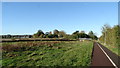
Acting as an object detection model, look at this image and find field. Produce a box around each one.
[1,41,93,67]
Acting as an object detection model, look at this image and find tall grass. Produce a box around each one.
[2,41,93,67]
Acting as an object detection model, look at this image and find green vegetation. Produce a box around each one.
[1,29,98,40]
[33,29,98,40]
[2,41,93,66]
[100,43,119,56]
[99,24,120,56]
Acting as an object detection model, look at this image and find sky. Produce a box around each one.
[2,0,120,2]
[2,2,118,37]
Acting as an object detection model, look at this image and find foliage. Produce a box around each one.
[88,31,98,40]
[1,35,32,39]
[53,29,59,35]
[70,31,97,40]
[59,31,66,38]
[2,29,98,40]
[99,24,120,55]
[33,29,66,38]
[33,30,44,38]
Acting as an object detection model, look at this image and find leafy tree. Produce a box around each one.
[44,32,50,38]
[72,31,80,39]
[79,33,90,38]
[99,24,120,48]
[88,31,98,40]
[33,34,38,38]
[6,34,11,38]
[53,29,59,35]
[73,31,79,34]
[101,24,111,45]
[45,32,50,35]
[37,30,44,36]
[53,34,58,38]
[71,30,90,39]
[53,29,59,38]
[88,31,94,36]
[39,34,44,38]
[48,34,54,38]
[112,25,120,47]
[33,30,44,38]
[80,31,85,34]
[59,31,66,38]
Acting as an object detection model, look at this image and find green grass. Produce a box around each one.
[99,42,119,56]
[106,46,119,56]
[2,41,93,67]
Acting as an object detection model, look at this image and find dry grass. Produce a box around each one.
[2,41,61,52]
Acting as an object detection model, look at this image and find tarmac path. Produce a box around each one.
[91,42,120,68]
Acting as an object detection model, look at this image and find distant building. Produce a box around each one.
[79,38,92,41]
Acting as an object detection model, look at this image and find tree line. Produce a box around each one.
[99,24,120,47]
[33,29,98,40]
[1,29,98,40]
[1,35,32,39]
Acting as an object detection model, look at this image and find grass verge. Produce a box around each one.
[98,42,119,56]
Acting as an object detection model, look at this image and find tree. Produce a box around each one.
[112,25,120,47]
[6,34,11,38]
[80,31,85,34]
[48,34,54,38]
[37,30,44,36]
[73,31,79,34]
[79,33,90,38]
[33,30,44,38]
[88,31,98,40]
[88,31,94,36]
[99,24,119,48]
[44,32,50,38]
[53,34,58,38]
[39,34,44,38]
[72,31,79,39]
[33,34,38,38]
[53,29,59,35]
[53,29,59,38]
[71,30,90,39]
[59,31,66,38]
[101,24,111,45]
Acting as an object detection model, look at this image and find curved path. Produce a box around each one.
[91,42,120,68]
